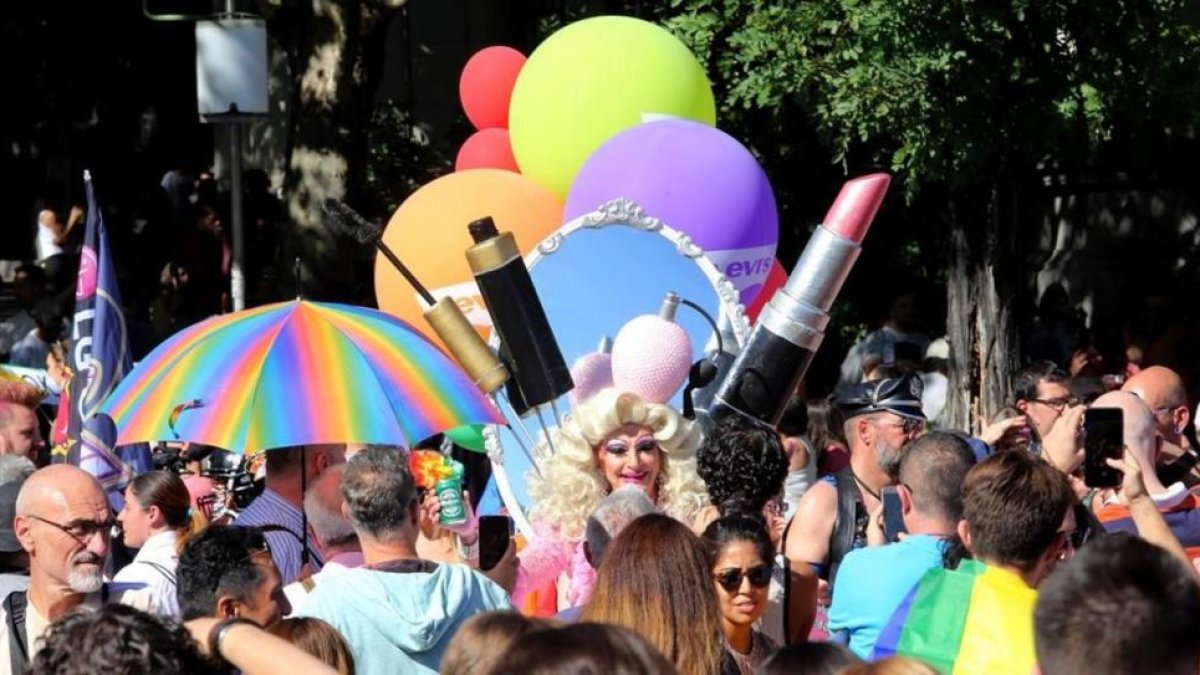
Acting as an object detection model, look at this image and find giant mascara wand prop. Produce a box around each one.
[465,217,574,448]
[323,199,510,394]
[323,199,547,475]
[710,173,891,426]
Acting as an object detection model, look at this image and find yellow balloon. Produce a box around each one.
[509,16,716,197]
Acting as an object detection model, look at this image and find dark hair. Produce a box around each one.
[1068,375,1105,406]
[485,623,678,675]
[1035,533,1200,675]
[128,470,205,550]
[702,515,774,570]
[340,445,415,538]
[30,604,215,674]
[758,641,861,675]
[442,611,558,675]
[1013,361,1069,403]
[897,432,976,525]
[697,415,787,518]
[961,450,1073,573]
[581,515,725,675]
[176,526,270,621]
[806,397,845,452]
[776,395,809,438]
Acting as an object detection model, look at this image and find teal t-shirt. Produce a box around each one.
[827,534,949,659]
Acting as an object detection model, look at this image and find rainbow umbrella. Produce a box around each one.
[100,300,503,453]
[872,559,1038,674]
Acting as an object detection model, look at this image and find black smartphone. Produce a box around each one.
[478,515,514,571]
[1084,407,1124,488]
[881,486,906,543]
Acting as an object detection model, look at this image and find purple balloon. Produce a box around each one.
[565,119,779,253]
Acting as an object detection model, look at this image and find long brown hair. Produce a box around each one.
[442,611,558,675]
[581,514,726,675]
[128,470,207,554]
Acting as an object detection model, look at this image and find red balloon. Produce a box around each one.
[459,46,526,130]
[745,258,788,323]
[455,128,520,172]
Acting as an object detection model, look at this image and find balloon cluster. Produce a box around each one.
[453,16,783,305]
[456,46,526,172]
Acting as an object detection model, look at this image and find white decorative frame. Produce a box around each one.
[485,199,750,537]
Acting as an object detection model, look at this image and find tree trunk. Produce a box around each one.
[267,0,400,300]
[944,181,1023,434]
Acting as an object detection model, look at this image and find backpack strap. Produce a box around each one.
[827,466,860,586]
[5,591,28,674]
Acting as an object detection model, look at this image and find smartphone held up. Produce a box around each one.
[1083,407,1124,488]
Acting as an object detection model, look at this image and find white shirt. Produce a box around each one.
[113,530,181,619]
[282,551,364,617]
[0,583,109,662]
[35,219,63,262]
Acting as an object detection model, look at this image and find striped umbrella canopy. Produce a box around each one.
[101,300,502,454]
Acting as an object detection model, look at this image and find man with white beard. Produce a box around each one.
[0,465,145,671]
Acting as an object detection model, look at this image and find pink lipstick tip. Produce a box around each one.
[822,173,891,244]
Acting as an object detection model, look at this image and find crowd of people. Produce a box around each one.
[0,347,1190,673]
[0,173,1195,674]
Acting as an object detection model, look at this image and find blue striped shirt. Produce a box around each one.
[235,488,323,584]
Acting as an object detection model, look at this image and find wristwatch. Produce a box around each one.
[208,617,256,659]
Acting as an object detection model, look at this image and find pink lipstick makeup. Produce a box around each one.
[710,173,890,425]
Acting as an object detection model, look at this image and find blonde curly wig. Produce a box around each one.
[526,388,708,543]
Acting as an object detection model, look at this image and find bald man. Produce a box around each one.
[1,465,145,668]
[1090,392,1200,548]
[1122,366,1199,486]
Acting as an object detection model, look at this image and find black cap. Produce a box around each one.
[835,374,926,421]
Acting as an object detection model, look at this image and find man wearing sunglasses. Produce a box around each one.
[783,373,926,636]
[1,465,144,670]
[828,432,976,658]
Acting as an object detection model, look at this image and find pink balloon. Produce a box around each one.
[455,129,520,172]
[459,46,526,130]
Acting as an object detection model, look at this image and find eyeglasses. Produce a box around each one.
[1031,397,1078,413]
[876,418,924,435]
[713,564,773,593]
[28,514,116,544]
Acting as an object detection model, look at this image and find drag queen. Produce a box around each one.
[515,387,709,608]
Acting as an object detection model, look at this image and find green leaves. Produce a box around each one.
[661,0,1200,201]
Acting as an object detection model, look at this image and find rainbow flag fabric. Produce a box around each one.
[872,559,1038,674]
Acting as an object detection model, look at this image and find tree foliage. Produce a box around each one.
[664,0,1200,198]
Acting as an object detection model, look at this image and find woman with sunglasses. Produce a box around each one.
[704,515,780,674]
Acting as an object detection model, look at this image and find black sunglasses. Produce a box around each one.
[713,564,773,593]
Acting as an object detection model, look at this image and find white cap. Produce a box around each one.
[925,337,950,360]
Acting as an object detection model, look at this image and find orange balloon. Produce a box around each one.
[375,169,564,349]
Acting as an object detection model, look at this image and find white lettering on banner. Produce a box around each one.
[72,308,96,371]
[423,280,494,329]
[706,244,778,290]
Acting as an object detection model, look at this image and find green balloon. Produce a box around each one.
[509,16,717,197]
[446,424,486,453]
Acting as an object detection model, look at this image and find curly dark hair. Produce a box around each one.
[30,604,216,674]
[697,414,787,517]
[177,525,269,621]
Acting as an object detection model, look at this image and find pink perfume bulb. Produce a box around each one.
[611,314,693,405]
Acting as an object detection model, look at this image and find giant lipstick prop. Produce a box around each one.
[710,173,891,425]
